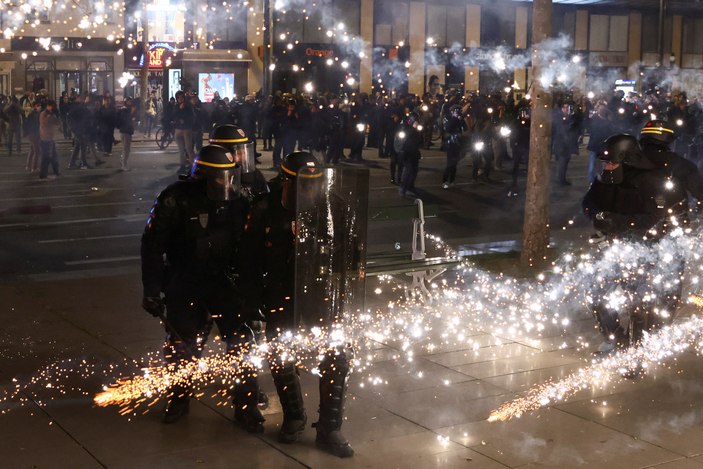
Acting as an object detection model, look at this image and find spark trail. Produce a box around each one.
[488,309,703,422]
[2,223,702,417]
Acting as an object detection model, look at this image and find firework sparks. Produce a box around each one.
[3,220,703,420]
[488,297,703,423]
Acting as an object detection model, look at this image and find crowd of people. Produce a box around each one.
[3,82,703,194]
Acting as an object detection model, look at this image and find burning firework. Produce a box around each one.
[488,296,703,423]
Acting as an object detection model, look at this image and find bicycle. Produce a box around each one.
[155,126,174,150]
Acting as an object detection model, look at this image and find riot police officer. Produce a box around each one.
[240,151,355,458]
[582,134,688,349]
[141,144,249,424]
[639,120,703,202]
[582,134,682,238]
[209,124,269,201]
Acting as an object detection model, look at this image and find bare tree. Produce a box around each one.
[520,0,553,269]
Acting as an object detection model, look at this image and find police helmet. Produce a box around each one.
[191,144,241,201]
[280,151,323,180]
[640,120,677,147]
[598,133,655,172]
[209,124,256,174]
[279,151,324,211]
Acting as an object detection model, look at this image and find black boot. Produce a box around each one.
[233,374,265,433]
[272,364,307,443]
[162,385,191,424]
[314,357,354,458]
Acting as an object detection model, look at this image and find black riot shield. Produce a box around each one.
[294,166,369,328]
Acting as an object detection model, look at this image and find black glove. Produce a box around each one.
[593,211,626,234]
[142,296,165,317]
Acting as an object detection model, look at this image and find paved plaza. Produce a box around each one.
[1,139,702,468]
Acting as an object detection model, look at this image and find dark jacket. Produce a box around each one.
[118,106,136,135]
[240,179,295,326]
[172,102,195,130]
[582,165,688,239]
[141,179,249,298]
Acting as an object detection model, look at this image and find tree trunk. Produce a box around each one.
[520,0,553,269]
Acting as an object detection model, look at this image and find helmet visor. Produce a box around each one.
[206,167,241,201]
[295,167,324,212]
[233,142,256,174]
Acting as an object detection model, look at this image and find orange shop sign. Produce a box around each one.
[305,48,334,58]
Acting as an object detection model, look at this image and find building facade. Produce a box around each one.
[1,0,701,99]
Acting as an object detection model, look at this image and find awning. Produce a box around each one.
[181,49,252,63]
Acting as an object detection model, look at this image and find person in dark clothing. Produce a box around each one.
[68,96,103,169]
[552,101,579,186]
[279,100,300,160]
[96,97,116,158]
[325,97,346,165]
[470,113,494,182]
[189,95,205,155]
[387,109,404,184]
[59,94,72,139]
[235,95,261,157]
[347,95,368,162]
[209,124,269,201]
[639,119,703,201]
[239,151,355,458]
[4,96,22,153]
[586,103,612,183]
[582,133,698,350]
[442,104,468,188]
[140,144,249,424]
[210,100,231,130]
[270,96,288,168]
[24,101,41,172]
[117,97,137,171]
[172,91,195,172]
[398,112,423,197]
[508,101,531,196]
[260,95,275,151]
[308,100,329,162]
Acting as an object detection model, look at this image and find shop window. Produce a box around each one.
[683,18,703,55]
[56,72,82,97]
[641,15,658,53]
[446,7,465,46]
[89,60,112,72]
[427,5,448,47]
[89,72,114,95]
[374,1,408,46]
[481,4,515,47]
[553,10,575,39]
[56,59,84,71]
[426,5,465,48]
[589,15,628,52]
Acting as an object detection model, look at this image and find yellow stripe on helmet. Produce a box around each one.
[194,160,238,168]
[280,163,323,178]
[641,126,675,134]
[210,137,249,144]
